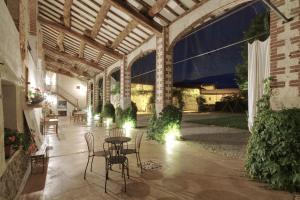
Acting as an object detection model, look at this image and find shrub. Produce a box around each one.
[102,103,115,121]
[246,79,300,191]
[147,105,182,143]
[196,95,206,112]
[115,102,138,128]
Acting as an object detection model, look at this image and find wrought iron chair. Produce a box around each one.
[121,132,144,173]
[108,128,126,137]
[108,128,126,151]
[103,141,129,193]
[84,132,105,179]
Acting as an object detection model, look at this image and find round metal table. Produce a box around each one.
[104,136,131,144]
[104,137,131,155]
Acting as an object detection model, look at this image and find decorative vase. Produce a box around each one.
[4,145,11,159]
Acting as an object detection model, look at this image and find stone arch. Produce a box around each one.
[127,49,156,70]
[107,65,120,78]
[168,0,251,52]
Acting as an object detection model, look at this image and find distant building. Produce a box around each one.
[200,84,240,105]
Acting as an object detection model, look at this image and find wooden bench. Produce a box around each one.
[30,138,49,174]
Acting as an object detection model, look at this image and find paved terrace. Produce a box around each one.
[20,114,293,200]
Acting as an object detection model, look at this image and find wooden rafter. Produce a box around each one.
[43,44,103,71]
[57,0,73,52]
[111,20,138,49]
[108,0,162,35]
[78,42,85,58]
[45,59,92,78]
[91,1,111,38]
[78,1,111,61]
[135,0,171,24]
[96,51,104,63]
[148,0,169,17]
[46,67,74,78]
[39,17,123,59]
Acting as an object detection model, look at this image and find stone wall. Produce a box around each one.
[0,150,29,200]
[270,0,300,109]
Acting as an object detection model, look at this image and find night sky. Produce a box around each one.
[130,2,267,88]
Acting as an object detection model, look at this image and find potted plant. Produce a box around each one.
[28,87,44,104]
[4,128,21,159]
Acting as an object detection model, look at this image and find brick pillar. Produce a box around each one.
[93,77,99,113]
[86,81,92,107]
[270,0,300,109]
[103,68,111,105]
[120,56,131,109]
[155,28,173,114]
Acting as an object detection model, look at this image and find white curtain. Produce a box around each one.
[248,38,270,130]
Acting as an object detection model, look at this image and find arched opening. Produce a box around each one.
[170,1,268,114]
[130,51,156,113]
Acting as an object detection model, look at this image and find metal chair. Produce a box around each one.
[84,132,105,179]
[103,141,129,193]
[108,128,126,137]
[122,132,144,173]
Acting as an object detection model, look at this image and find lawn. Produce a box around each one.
[186,114,248,130]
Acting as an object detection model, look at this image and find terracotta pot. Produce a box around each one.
[5,145,11,159]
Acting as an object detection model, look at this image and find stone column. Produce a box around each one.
[270,0,300,109]
[103,68,111,106]
[155,28,173,114]
[120,56,131,109]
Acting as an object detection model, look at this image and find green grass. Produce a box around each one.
[186,115,248,130]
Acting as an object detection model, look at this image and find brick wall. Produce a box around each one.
[156,28,173,114]
[270,0,300,109]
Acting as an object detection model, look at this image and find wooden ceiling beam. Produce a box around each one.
[46,67,75,78]
[63,0,73,27]
[43,44,104,71]
[39,16,123,59]
[108,0,162,35]
[148,0,169,17]
[78,1,111,61]
[91,1,111,38]
[111,20,138,49]
[134,0,171,24]
[57,0,73,52]
[45,59,92,79]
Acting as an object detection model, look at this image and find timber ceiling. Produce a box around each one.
[38,0,203,79]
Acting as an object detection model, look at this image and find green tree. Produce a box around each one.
[235,13,270,97]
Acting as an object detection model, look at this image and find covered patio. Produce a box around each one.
[20,117,293,199]
[0,0,299,199]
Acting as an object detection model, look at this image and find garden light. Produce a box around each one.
[165,123,181,154]
[93,114,100,120]
[122,120,135,136]
[105,118,113,128]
